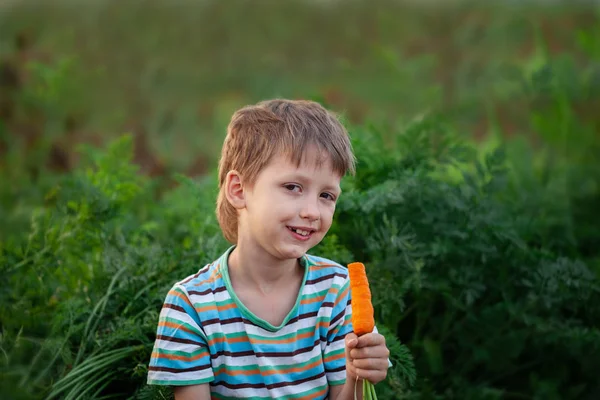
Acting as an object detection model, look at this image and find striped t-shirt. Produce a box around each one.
[147,246,354,399]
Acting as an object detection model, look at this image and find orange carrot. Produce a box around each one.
[348,262,380,399]
[348,262,375,336]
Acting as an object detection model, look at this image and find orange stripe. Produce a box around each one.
[333,285,349,308]
[168,289,193,308]
[312,386,328,398]
[152,349,208,362]
[323,351,345,364]
[301,294,325,305]
[208,324,326,347]
[311,263,338,269]
[209,330,311,346]
[263,358,322,376]
[328,285,341,297]
[195,301,237,314]
[208,335,248,346]
[250,330,313,345]
[158,321,198,336]
[317,319,329,330]
[213,365,260,376]
[193,262,221,286]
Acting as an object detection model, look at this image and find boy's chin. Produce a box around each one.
[277,243,313,260]
[270,234,324,259]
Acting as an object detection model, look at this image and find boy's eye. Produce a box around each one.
[284,184,301,192]
[321,192,336,201]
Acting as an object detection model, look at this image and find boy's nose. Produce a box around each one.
[299,198,320,221]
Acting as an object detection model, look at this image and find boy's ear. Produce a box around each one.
[224,170,246,210]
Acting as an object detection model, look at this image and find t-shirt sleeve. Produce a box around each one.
[147,284,214,386]
[323,277,353,386]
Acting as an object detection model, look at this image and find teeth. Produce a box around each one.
[290,227,310,236]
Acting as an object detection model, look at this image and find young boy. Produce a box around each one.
[147,99,390,399]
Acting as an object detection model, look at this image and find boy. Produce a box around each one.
[147,99,390,399]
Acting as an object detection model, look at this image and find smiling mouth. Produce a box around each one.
[287,226,315,237]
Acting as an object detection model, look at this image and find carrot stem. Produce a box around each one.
[363,379,370,400]
[369,381,379,400]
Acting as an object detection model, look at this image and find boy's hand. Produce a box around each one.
[344,332,390,384]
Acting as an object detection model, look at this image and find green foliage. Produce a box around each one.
[1,3,599,400]
[3,79,600,398]
[327,57,600,399]
[0,134,229,399]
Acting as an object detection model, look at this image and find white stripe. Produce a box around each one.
[210,374,328,398]
[187,287,230,304]
[268,375,329,398]
[159,309,209,342]
[160,307,201,328]
[148,369,213,383]
[153,339,204,353]
[326,370,347,383]
[176,267,210,286]
[302,277,344,295]
[212,385,271,398]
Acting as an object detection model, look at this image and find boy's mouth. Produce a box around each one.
[287,226,315,238]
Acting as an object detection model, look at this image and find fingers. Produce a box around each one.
[355,332,386,348]
[351,366,388,385]
[346,359,388,385]
[350,344,390,360]
[352,357,390,371]
[346,332,390,384]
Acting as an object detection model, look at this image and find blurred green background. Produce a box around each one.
[2,0,597,175]
[1,1,600,399]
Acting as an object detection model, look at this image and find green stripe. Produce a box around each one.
[193,297,235,309]
[247,326,312,342]
[153,347,208,358]
[332,280,347,291]
[213,363,260,373]
[206,330,247,344]
[324,347,345,358]
[328,378,346,386]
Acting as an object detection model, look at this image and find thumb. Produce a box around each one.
[345,332,358,350]
[344,333,359,380]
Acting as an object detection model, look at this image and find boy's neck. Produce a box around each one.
[227,243,304,295]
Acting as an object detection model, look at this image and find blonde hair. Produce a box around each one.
[216,99,356,244]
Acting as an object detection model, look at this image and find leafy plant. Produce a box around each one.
[1,4,599,400]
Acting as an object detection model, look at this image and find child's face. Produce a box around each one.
[239,146,342,261]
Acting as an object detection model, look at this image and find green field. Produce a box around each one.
[1,1,600,399]
[2,1,597,171]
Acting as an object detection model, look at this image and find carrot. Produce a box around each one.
[348,262,375,336]
[348,261,379,400]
